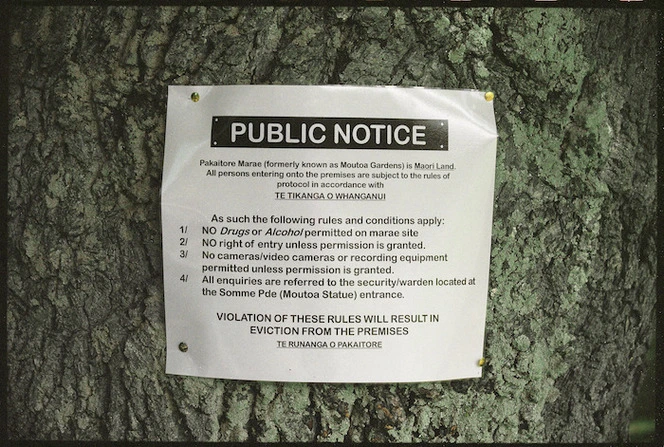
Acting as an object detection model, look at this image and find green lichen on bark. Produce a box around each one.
[7,6,657,443]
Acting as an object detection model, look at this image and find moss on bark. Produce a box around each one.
[7,6,657,442]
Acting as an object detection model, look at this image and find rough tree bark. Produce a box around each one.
[7,6,658,443]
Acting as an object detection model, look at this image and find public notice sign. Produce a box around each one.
[161,85,497,383]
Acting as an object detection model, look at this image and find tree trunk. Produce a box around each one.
[7,6,657,442]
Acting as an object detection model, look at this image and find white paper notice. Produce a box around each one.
[161,85,497,383]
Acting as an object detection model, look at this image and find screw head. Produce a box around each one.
[178,342,189,352]
[191,92,200,102]
[484,92,494,102]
